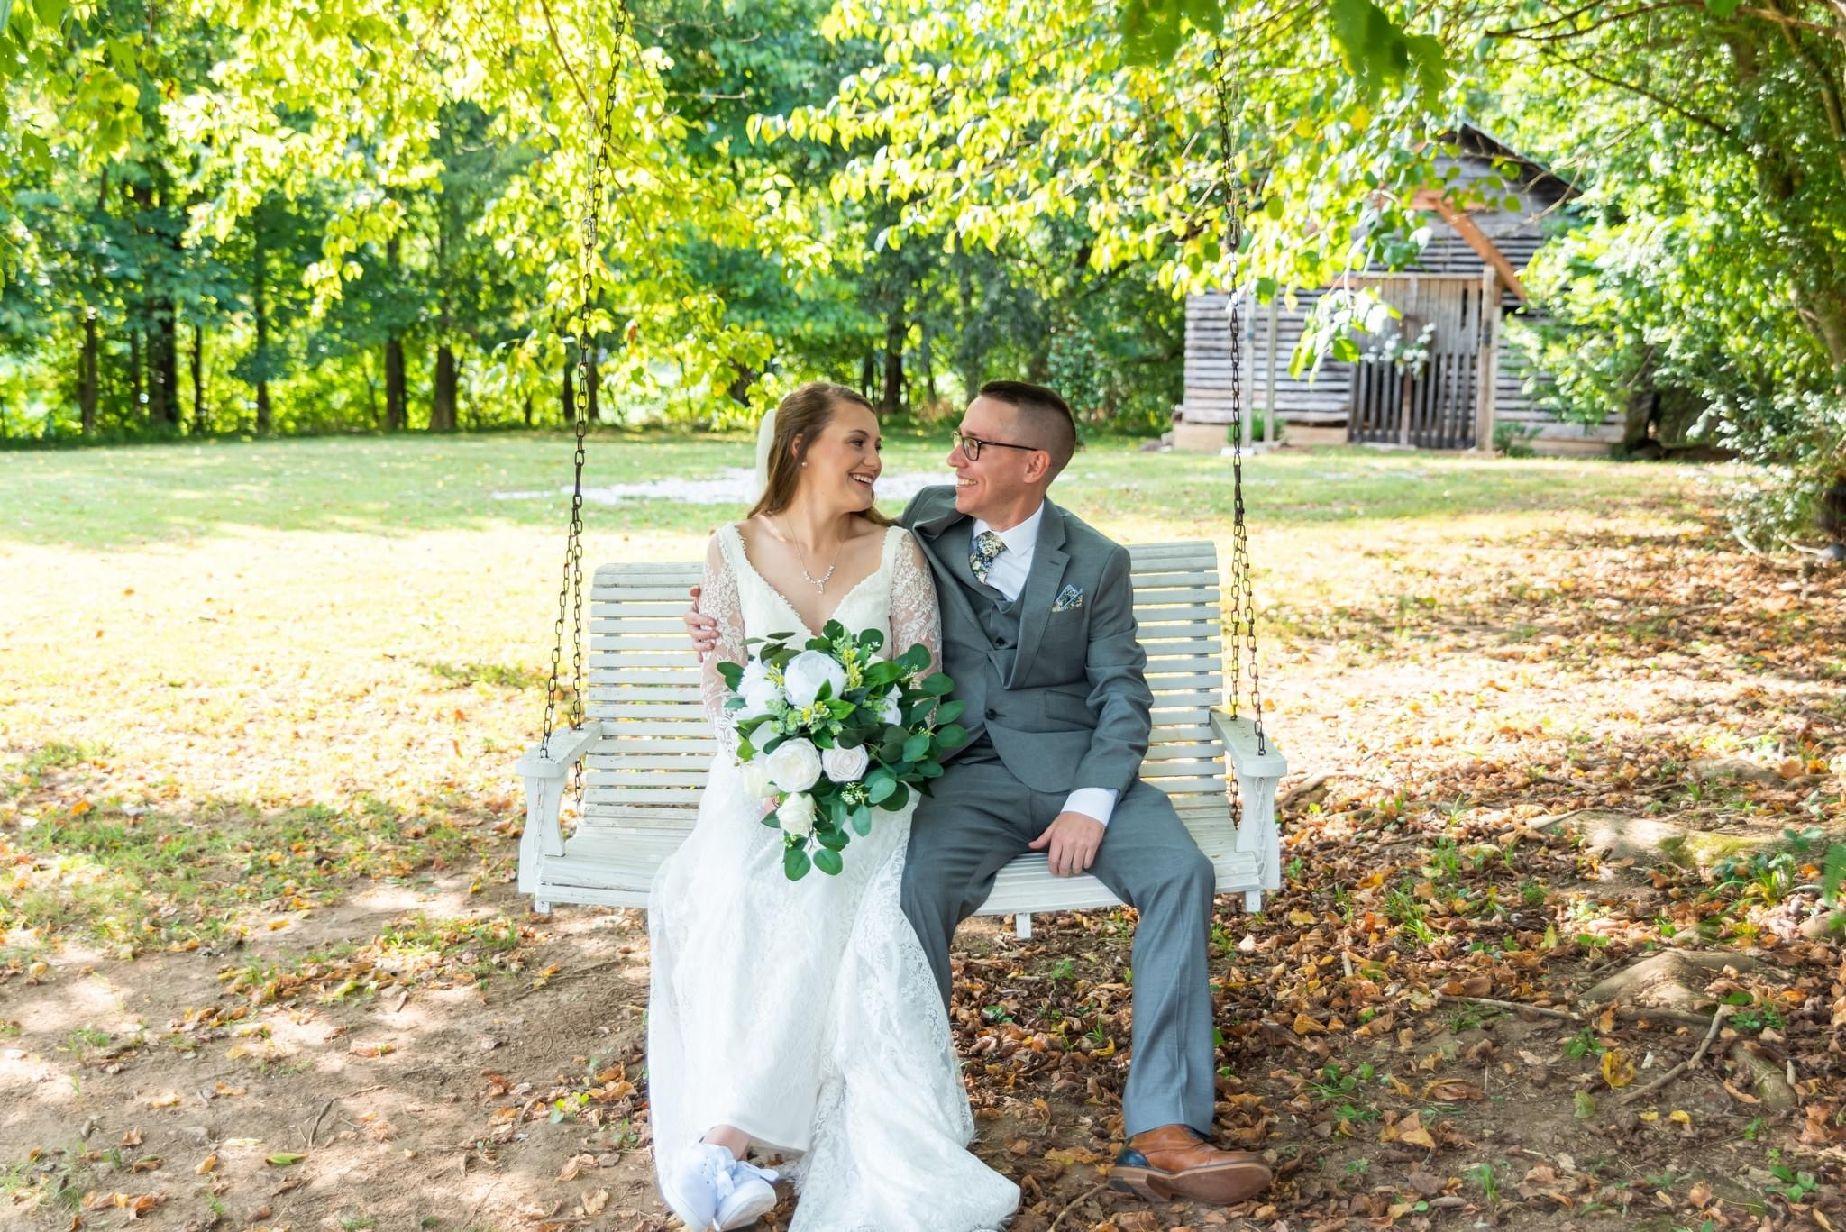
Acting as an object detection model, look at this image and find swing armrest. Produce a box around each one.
[1209,709,1288,778]
[1210,708,1287,895]
[514,723,605,897]
[515,724,606,779]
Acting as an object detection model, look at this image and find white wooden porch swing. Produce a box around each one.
[513,52,1287,934]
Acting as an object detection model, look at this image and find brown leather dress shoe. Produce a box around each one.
[1110,1124,1273,1205]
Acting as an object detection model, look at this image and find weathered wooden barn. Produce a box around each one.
[1176,126,1620,454]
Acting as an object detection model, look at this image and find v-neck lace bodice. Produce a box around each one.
[699,522,942,734]
[724,522,902,641]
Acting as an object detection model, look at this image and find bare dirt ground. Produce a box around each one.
[3,468,1844,1232]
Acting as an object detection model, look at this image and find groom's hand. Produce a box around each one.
[1028,812,1104,877]
[683,585,719,658]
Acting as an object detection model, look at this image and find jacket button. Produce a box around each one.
[984,706,998,721]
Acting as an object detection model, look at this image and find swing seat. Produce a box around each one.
[515,541,1286,934]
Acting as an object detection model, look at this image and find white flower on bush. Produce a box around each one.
[821,744,870,783]
[738,660,784,717]
[739,760,775,800]
[879,687,903,725]
[763,737,822,793]
[783,650,847,708]
[777,791,816,838]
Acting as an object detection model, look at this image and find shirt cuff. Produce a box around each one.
[1061,787,1118,827]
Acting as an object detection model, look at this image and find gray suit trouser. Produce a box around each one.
[899,743,1217,1138]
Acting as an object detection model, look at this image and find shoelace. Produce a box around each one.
[731,1159,779,1187]
[704,1154,778,1204]
[705,1154,740,1203]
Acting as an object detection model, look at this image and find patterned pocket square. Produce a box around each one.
[1051,584,1085,612]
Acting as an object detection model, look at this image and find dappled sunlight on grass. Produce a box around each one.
[3,436,1844,1229]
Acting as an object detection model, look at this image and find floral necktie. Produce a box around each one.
[970,529,1007,587]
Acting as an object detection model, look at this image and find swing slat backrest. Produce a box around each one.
[577,543,1227,837]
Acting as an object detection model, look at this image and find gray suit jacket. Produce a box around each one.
[900,486,1154,797]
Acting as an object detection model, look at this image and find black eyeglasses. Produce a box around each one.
[952,430,1042,461]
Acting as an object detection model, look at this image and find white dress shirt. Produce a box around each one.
[971,504,1119,829]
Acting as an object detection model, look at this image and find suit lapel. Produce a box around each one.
[1007,502,1069,687]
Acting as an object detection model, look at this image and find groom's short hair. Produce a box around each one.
[977,380,1077,477]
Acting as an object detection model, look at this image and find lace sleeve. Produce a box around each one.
[699,533,748,738]
[889,530,942,674]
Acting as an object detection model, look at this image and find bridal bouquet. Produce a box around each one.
[716,621,965,881]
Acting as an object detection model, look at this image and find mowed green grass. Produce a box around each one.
[0,430,1719,549]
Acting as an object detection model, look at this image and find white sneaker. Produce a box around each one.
[713,1158,779,1230]
[661,1142,734,1230]
[662,1144,779,1232]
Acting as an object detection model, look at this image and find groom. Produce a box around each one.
[689,381,1272,1208]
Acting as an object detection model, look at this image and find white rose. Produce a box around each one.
[879,687,903,725]
[821,744,870,783]
[777,791,816,838]
[783,650,848,709]
[735,661,781,717]
[739,760,775,800]
[763,737,822,794]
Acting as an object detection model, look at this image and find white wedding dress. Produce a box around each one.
[647,522,1019,1232]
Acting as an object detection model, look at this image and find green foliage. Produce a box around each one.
[1492,9,1846,543]
[1492,422,1540,458]
[6,0,1845,540]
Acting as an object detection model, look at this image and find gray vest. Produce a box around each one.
[954,535,1023,729]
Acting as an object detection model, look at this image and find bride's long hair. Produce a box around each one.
[745,381,894,525]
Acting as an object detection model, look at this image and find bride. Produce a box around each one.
[647,382,1019,1231]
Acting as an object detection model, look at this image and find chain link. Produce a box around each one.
[539,19,625,821]
[1212,41,1268,759]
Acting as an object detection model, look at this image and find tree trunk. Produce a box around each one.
[133,180,177,430]
[561,352,575,424]
[361,349,380,428]
[79,310,99,434]
[921,321,938,408]
[384,338,407,431]
[191,323,207,434]
[860,351,876,398]
[726,362,757,406]
[523,393,534,427]
[82,173,105,435]
[881,306,905,413]
[384,237,407,431]
[131,328,144,420]
[158,308,180,428]
[252,215,272,434]
[431,343,457,431]
[1799,289,1846,369]
[147,309,174,428]
[586,346,600,424]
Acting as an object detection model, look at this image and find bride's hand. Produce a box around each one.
[684,585,720,658]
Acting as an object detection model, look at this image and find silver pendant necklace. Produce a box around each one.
[777,516,838,593]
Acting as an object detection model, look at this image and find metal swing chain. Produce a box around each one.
[1211,40,1268,757]
[539,28,624,805]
